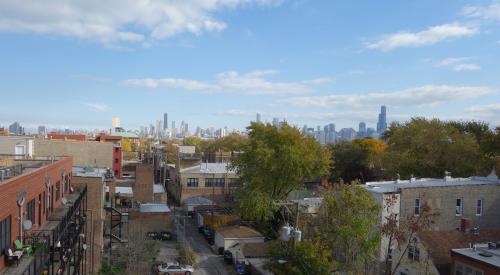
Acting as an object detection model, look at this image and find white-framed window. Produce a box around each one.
[414,198,421,215]
[476,199,483,216]
[455,198,463,216]
[408,245,420,262]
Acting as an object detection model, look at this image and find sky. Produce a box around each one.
[0,0,500,131]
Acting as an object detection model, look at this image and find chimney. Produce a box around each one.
[444,171,452,182]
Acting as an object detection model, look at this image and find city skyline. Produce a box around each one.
[1,1,500,130]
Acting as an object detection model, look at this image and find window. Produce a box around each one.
[64,175,69,193]
[115,158,119,164]
[456,198,463,216]
[408,245,420,262]
[455,262,483,275]
[476,199,483,216]
[27,199,35,223]
[187,178,199,187]
[0,216,11,253]
[115,148,119,153]
[205,178,224,187]
[205,178,214,187]
[228,178,239,187]
[414,198,421,215]
[42,192,46,214]
[55,181,61,201]
[215,178,225,187]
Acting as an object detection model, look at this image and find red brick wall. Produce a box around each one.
[113,146,122,178]
[0,157,72,271]
[48,133,87,141]
[451,251,500,275]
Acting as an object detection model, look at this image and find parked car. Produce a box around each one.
[157,262,194,275]
[223,250,233,264]
[235,262,249,275]
[159,231,172,241]
[146,231,159,240]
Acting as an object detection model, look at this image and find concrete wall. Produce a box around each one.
[399,184,500,230]
[129,211,173,232]
[35,139,113,168]
[72,175,106,274]
[0,136,33,157]
[392,239,440,275]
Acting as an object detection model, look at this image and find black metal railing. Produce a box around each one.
[14,186,88,275]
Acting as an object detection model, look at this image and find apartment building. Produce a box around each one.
[167,162,239,204]
[365,170,500,274]
[0,155,90,274]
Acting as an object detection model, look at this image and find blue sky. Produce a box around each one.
[0,0,499,131]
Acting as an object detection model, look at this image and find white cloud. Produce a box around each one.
[367,23,479,51]
[453,63,481,71]
[436,57,469,67]
[124,70,331,95]
[465,104,500,124]
[83,102,110,112]
[0,0,281,45]
[280,85,495,108]
[462,2,500,21]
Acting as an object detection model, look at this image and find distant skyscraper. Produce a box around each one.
[112,116,121,129]
[256,113,262,124]
[38,125,47,137]
[324,123,336,143]
[272,117,279,128]
[163,113,168,129]
[9,122,23,135]
[358,122,366,138]
[376,105,387,133]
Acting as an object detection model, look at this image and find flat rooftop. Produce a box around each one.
[452,243,500,268]
[365,171,499,194]
[72,166,109,177]
[180,162,236,174]
[0,156,66,183]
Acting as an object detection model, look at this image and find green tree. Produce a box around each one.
[317,184,380,273]
[231,122,331,223]
[267,240,332,275]
[329,138,387,182]
[183,136,202,149]
[382,118,486,178]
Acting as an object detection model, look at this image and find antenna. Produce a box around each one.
[23,220,32,230]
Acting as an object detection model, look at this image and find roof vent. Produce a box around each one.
[444,171,452,181]
[478,252,493,257]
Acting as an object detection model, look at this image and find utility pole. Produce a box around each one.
[274,200,301,244]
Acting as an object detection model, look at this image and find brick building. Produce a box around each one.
[451,243,500,275]
[47,133,88,142]
[0,155,91,274]
[365,171,500,274]
[167,162,240,204]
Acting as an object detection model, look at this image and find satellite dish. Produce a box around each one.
[61,198,68,205]
[23,220,32,230]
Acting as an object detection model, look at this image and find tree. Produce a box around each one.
[121,138,132,152]
[267,240,332,275]
[316,184,380,273]
[380,194,438,275]
[382,118,486,178]
[231,122,331,223]
[329,138,387,182]
[183,136,202,149]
